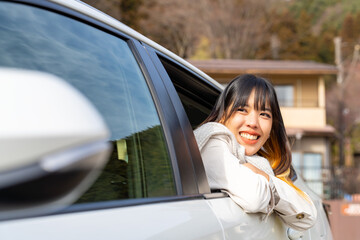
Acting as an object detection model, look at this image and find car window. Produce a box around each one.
[158,56,220,129]
[0,2,176,203]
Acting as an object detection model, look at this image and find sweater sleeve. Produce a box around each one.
[201,135,273,214]
[270,175,317,231]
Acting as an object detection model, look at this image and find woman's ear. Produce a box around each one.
[219,114,227,124]
[219,105,233,124]
[218,118,224,124]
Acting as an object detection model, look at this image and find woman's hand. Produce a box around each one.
[243,163,269,181]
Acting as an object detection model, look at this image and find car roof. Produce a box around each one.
[51,0,223,90]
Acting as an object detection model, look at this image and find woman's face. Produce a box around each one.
[223,90,273,156]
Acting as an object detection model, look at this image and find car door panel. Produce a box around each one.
[0,200,224,240]
[207,198,287,240]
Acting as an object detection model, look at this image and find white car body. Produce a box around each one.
[0,0,332,239]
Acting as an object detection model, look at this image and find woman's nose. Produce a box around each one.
[246,112,259,128]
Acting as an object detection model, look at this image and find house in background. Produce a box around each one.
[189,59,338,198]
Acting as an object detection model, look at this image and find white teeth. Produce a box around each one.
[240,133,258,140]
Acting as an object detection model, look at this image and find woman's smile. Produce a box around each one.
[239,131,260,143]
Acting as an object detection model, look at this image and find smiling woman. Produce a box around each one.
[194,74,317,231]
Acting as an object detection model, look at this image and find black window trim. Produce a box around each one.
[155,51,222,93]
[143,45,223,195]
[135,42,201,196]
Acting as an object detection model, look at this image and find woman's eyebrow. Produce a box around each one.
[238,103,249,107]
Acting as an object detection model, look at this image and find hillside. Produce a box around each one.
[83,0,360,64]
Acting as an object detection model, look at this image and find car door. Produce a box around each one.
[144,48,290,240]
[0,1,224,239]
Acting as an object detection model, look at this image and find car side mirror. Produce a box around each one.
[0,68,111,220]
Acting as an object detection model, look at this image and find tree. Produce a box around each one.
[326,41,360,166]
[341,14,355,42]
[83,0,143,30]
[313,23,337,63]
[199,0,274,59]
[268,9,318,60]
[138,0,204,58]
[120,0,144,29]
[137,0,281,59]
[339,14,360,61]
[83,0,360,64]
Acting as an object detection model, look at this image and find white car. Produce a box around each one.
[0,0,332,239]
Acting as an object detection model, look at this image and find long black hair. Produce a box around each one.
[203,74,291,176]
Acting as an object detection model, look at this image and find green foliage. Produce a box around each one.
[341,0,360,14]
[351,124,360,153]
[269,9,318,60]
[290,0,360,30]
[314,31,336,63]
[263,0,360,63]
[290,0,339,23]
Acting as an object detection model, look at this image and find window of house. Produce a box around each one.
[0,2,176,203]
[292,152,302,170]
[303,153,323,196]
[274,85,294,107]
[292,152,323,196]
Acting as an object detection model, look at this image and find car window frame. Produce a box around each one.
[143,45,223,195]
[131,41,201,195]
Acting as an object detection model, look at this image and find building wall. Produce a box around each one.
[270,75,319,107]
[210,73,329,130]
[292,137,327,159]
[299,77,319,107]
[271,75,327,128]
[281,107,326,128]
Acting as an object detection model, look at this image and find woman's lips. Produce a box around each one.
[239,132,260,145]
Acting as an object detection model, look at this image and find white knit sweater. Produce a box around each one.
[194,122,317,230]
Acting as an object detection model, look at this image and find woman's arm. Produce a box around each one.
[243,163,269,181]
[269,175,317,231]
[201,136,272,213]
[243,162,317,230]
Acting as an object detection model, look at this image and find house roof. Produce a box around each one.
[189,59,338,75]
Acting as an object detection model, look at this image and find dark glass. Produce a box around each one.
[0,2,176,203]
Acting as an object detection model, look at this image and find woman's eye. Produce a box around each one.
[260,112,272,118]
[237,108,246,112]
